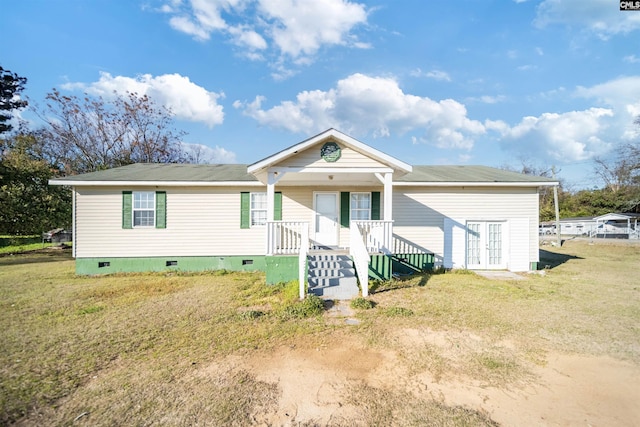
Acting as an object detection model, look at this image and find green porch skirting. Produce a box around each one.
[369,253,435,280]
[265,256,301,285]
[76,252,434,282]
[76,256,267,275]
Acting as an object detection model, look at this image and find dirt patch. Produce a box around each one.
[193,331,640,426]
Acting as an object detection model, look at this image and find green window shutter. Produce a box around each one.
[240,192,250,229]
[122,191,132,229]
[274,192,282,221]
[371,191,381,220]
[155,191,166,229]
[340,192,350,228]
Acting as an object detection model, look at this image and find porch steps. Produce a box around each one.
[307,254,360,300]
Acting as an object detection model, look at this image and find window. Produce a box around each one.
[240,192,281,229]
[133,191,155,227]
[350,193,371,221]
[251,192,267,226]
[122,191,166,229]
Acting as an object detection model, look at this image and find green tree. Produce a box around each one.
[0,133,71,235]
[0,66,28,135]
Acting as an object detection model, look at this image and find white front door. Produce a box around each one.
[314,192,339,247]
[466,221,507,269]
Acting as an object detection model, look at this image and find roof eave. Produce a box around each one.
[48,179,263,187]
[394,181,559,187]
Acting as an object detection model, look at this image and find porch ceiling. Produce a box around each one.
[270,171,383,186]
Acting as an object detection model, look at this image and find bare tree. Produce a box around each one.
[594,142,640,192]
[36,89,187,175]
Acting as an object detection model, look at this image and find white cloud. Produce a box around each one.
[411,68,452,82]
[62,72,224,127]
[181,142,237,163]
[624,54,640,63]
[235,73,485,150]
[574,76,640,107]
[574,75,640,140]
[159,0,369,66]
[259,0,368,58]
[467,95,506,104]
[228,25,268,50]
[498,76,640,162]
[534,0,640,38]
[499,108,614,161]
[169,15,212,41]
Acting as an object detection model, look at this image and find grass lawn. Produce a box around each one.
[0,241,638,425]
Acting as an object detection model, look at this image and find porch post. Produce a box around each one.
[267,171,276,222]
[383,172,393,221]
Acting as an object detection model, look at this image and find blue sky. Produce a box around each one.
[3,0,640,188]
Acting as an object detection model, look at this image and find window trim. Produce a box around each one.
[350,192,372,222]
[250,192,267,227]
[133,191,156,228]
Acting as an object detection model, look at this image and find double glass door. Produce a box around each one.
[466,221,506,269]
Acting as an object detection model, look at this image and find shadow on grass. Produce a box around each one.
[0,249,73,267]
[539,249,583,270]
[369,271,435,294]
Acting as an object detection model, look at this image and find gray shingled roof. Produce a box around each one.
[53,163,556,184]
[397,165,556,183]
[55,163,258,182]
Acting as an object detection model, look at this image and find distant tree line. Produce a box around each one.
[504,134,640,221]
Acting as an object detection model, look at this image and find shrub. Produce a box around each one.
[278,294,324,319]
[383,306,414,317]
[239,310,265,320]
[350,297,375,310]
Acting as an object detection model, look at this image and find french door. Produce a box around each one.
[466,221,507,269]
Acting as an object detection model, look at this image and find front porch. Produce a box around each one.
[266,220,393,298]
[265,220,434,299]
[249,128,431,298]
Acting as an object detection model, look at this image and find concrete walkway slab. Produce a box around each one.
[325,300,361,325]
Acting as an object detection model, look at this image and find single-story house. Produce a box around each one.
[50,129,557,298]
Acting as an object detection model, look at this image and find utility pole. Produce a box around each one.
[552,166,561,247]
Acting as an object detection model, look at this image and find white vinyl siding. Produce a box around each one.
[272,186,382,249]
[278,145,386,169]
[75,187,266,257]
[74,185,539,271]
[393,187,539,271]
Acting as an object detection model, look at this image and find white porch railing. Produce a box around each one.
[266,221,309,255]
[266,221,310,300]
[299,225,309,299]
[352,220,394,254]
[350,223,371,297]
